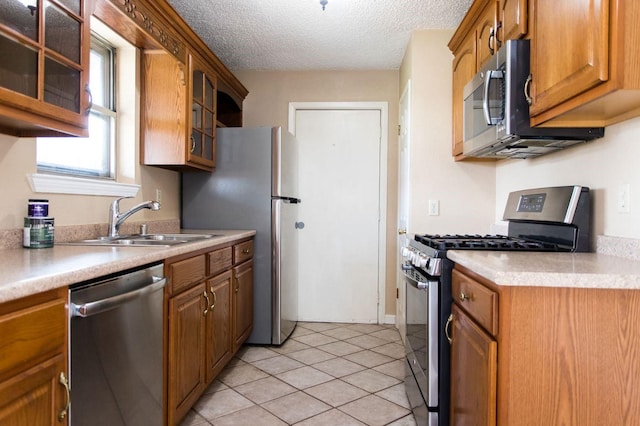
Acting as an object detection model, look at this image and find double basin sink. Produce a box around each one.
[62,233,219,247]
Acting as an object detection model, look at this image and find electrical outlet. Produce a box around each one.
[155,188,162,203]
[428,200,440,216]
[618,184,630,213]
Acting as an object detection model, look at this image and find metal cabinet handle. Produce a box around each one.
[84,84,93,115]
[210,288,216,310]
[234,277,239,293]
[524,73,533,105]
[203,290,210,316]
[398,229,407,235]
[242,249,251,254]
[445,313,454,345]
[488,27,495,55]
[190,135,196,153]
[459,291,474,302]
[495,21,503,48]
[58,372,70,421]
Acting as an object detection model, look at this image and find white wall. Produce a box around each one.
[401,30,496,236]
[495,115,640,240]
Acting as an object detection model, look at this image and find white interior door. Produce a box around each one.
[293,108,382,323]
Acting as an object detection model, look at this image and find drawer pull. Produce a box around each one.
[58,372,70,421]
[445,313,454,345]
[242,248,251,254]
[459,291,474,302]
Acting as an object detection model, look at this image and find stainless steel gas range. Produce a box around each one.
[401,186,591,425]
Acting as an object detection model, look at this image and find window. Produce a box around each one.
[36,34,116,178]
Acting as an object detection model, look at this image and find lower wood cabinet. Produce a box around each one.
[233,259,254,352]
[166,238,254,425]
[206,270,233,382]
[167,282,207,425]
[451,265,640,425]
[450,303,497,425]
[0,288,69,426]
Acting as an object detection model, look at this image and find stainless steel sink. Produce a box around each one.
[60,233,219,247]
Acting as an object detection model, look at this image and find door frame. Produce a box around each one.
[288,102,389,324]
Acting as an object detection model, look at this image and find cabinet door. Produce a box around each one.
[206,270,232,383]
[529,0,609,117]
[476,1,498,70]
[0,354,68,426]
[0,289,69,426]
[168,283,207,425]
[0,0,89,136]
[498,0,527,43]
[450,304,497,426]
[141,51,188,167]
[189,56,216,169]
[452,33,476,157]
[233,260,254,351]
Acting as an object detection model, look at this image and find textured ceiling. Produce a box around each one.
[166,0,473,71]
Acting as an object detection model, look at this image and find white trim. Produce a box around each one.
[27,173,139,197]
[288,101,389,325]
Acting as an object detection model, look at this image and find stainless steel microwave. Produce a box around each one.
[462,39,604,159]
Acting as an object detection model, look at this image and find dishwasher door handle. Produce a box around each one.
[71,276,167,318]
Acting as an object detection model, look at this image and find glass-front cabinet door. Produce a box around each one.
[189,55,216,169]
[0,0,89,136]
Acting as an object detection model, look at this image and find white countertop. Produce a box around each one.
[447,250,640,290]
[0,229,255,303]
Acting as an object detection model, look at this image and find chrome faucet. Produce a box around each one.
[109,197,161,238]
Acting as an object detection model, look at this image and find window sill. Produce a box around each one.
[27,173,140,197]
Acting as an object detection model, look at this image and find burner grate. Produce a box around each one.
[415,234,566,252]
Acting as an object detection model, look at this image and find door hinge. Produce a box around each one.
[396,288,399,299]
[397,124,401,136]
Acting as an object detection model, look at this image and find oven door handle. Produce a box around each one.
[403,268,432,290]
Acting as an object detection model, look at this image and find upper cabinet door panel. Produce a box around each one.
[499,0,527,42]
[476,1,498,70]
[452,33,477,157]
[45,2,81,64]
[530,0,610,116]
[0,0,39,41]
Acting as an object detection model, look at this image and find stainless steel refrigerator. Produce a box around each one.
[181,127,300,345]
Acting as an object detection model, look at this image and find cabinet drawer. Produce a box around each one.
[233,240,254,264]
[0,296,66,378]
[208,247,233,276]
[169,255,206,294]
[452,269,498,336]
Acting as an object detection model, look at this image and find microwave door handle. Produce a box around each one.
[483,70,504,125]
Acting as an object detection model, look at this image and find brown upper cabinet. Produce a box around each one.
[0,0,90,137]
[529,0,640,127]
[141,50,218,171]
[448,0,528,159]
[91,0,247,172]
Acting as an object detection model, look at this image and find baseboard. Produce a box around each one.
[383,314,396,325]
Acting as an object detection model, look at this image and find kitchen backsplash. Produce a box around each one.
[597,235,640,261]
[0,219,181,250]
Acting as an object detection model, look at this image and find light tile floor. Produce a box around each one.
[180,322,417,426]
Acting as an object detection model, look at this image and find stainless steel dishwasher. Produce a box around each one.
[69,263,166,426]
